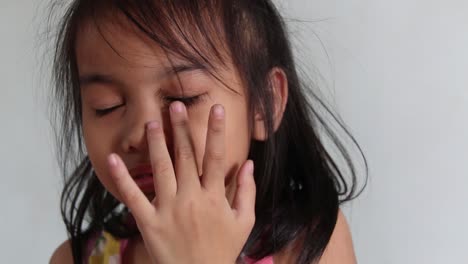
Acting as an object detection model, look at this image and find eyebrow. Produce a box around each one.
[79,63,205,87]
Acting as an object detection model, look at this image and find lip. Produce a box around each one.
[135,175,155,193]
[129,163,153,178]
[128,163,155,194]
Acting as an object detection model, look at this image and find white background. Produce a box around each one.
[1,0,467,263]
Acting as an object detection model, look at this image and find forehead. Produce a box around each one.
[75,7,234,69]
[76,18,177,70]
[75,15,243,95]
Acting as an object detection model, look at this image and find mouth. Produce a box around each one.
[129,163,155,196]
[134,173,155,194]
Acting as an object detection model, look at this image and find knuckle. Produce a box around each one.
[147,126,163,139]
[156,160,173,175]
[174,197,197,218]
[206,194,220,208]
[172,118,188,128]
[208,122,224,134]
[176,145,194,160]
[206,148,224,161]
[172,208,185,225]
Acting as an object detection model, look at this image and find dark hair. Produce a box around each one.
[46,0,368,263]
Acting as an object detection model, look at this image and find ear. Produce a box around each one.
[253,67,289,141]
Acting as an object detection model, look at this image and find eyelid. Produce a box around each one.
[94,104,122,110]
[163,92,208,106]
[164,91,208,99]
[94,104,123,116]
[93,93,207,117]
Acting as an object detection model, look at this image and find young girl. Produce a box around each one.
[48,0,367,263]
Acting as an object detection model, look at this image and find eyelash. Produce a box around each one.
[94,94,205,117]
[94,104,121,117]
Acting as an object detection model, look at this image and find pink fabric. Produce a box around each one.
[244,255,274,264]
[85,231,100,259]
[119,238,129,260]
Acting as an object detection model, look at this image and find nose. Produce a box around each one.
[120,100,172,156]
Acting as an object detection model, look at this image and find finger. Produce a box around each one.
[107,153,155,225]
[201,104,226,195]
[170,101,200,193]
[232,160,256,228]
[146,121,177,205]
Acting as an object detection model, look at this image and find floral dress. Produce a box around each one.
[86,230,274,264]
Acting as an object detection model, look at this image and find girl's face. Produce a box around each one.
[76,19,252,204]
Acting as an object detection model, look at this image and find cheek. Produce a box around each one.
[225,110,251,169]
[83,122,122,200]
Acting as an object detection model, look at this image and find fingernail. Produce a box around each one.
[108,153,118,167]
[213,104,224,118]
[247,160,254,174]
[171,101,184,113]
[146,121,160,130]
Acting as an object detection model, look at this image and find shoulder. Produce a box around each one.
[318,208,356,264]
[50,239,74,264]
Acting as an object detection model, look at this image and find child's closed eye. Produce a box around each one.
[94,104,123,117]
[94,93,207,117]
[163,93,207,109]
